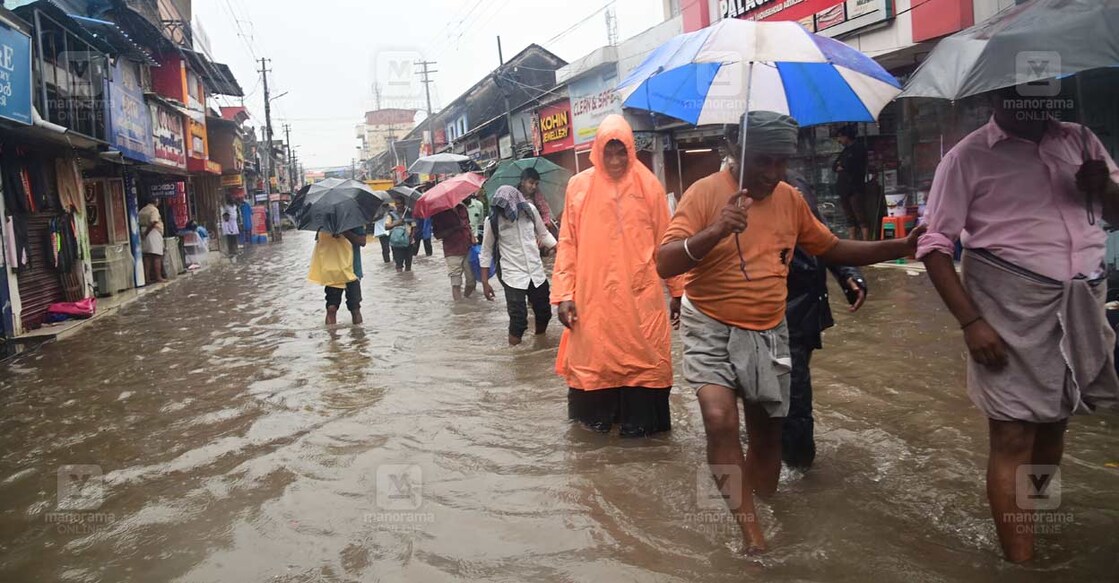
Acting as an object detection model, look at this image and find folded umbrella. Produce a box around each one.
[286,179,389,235]
[408,153,482,176]
[413,172,485,219]
[482,157,572,220]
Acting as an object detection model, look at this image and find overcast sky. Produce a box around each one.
[194,0,668,169]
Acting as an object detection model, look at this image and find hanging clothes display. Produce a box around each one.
[55,158,83,213]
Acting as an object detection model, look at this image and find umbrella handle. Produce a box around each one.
[737,62,755,195]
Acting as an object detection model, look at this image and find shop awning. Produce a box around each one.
[182,49,244,97]
[68,14,157,65]
[12,1,115,55]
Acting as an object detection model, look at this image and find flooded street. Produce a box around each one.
[1,232,1116,582]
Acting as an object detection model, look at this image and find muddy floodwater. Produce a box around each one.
[0,232,1116,582]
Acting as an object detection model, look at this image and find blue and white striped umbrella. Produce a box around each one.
[616,19,902,127]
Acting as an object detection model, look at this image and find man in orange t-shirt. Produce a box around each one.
[657,112,923,553]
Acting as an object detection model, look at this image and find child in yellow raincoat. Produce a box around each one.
[308,227,367,325]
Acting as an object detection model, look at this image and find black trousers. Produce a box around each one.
[502,280,551,338]
[413,237,433,257]
[392,245,412,270]
[781,340,815,469]
[378,235,391,263]
[324,280,362,311]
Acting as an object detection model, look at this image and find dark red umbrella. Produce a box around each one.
[413,173,485,219]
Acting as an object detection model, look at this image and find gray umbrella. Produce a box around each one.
[387,185,422,208]
[408,153,481,175]
[900,0,1119,100]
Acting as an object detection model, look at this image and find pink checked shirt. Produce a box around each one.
[917,118,1119,281]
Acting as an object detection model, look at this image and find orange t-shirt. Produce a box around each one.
[662,170,839,331]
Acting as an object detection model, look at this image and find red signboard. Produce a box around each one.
[252,206,268,235]
[538,100,573,155]
[721,0,892,38]
[724,0,844,26]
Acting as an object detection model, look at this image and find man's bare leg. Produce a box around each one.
[860,226,872,242]
[351,309,363,325]
[1032,420,1067,466]
[452,286,462,301]
[988,419,1037,563]
[508,334,522,346]
[698,385,767,553]
[743,403,784,498]
[325,306,338,326]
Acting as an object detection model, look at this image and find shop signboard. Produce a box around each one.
[108,61,154,162]
[499,135,513,159]
[465,136,480,161]
[0,23,32,125]
[149,181,185,199]
[150,103,187,169]
[479,135,499,161]
[252,206,268,235]
[188,119,208,159]
[530,111,542,156]
[538,100,573,155]
[221,174,244,188]
[719,0,892,38]
[569,70,622,146]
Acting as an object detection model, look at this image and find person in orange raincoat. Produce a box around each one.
[551,114,684,437]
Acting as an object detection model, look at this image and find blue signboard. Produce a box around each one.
[0,22,32,125]
[108,61,155,162]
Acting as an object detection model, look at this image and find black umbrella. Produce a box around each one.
[408,153,481,175]
[387,185,422,208]
[286,178,389,234]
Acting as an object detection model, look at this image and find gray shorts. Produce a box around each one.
[680,296,792,418]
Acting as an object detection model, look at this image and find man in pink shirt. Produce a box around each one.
[919,86,1119,563]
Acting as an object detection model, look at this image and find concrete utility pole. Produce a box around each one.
[606,8,619,46]
[259,57,277,240]
[283,123,294,189]
[415,60,437,154]
[497,37,513,153]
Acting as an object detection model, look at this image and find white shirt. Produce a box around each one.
[221,218,239,236]
[479,203,557,290]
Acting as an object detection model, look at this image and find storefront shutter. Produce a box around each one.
[17,214,65,331]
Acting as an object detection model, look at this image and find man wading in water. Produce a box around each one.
[657,112,922,552]
[919,86,1119,562]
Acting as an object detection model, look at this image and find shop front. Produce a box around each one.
[139,100,191,280]
[1,11,97,333]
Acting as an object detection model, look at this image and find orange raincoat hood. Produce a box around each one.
[588,114,639,177]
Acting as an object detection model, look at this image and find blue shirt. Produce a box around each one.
[419,217,433,239]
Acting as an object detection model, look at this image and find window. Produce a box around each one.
[31,9,111,140]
